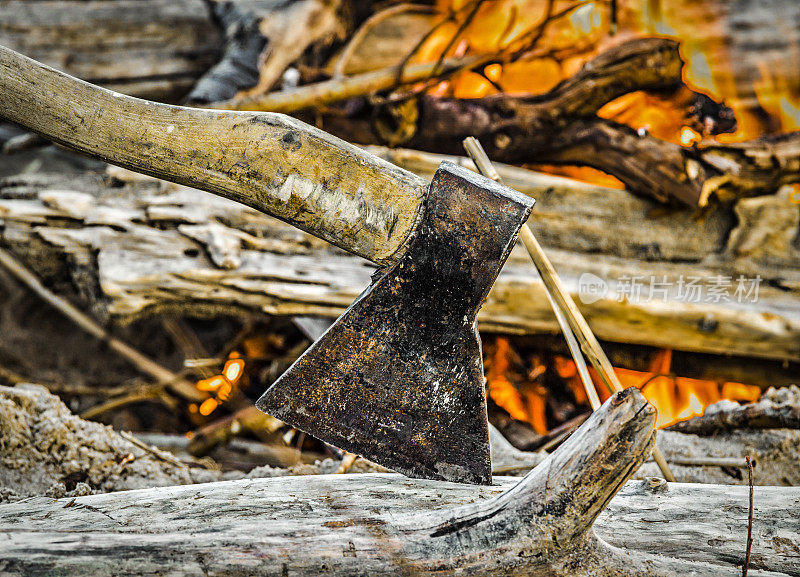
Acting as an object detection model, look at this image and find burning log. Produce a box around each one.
[0,0,220,101]
[1,388,798,576]
[668,385,800,435]
[302,38,799,207]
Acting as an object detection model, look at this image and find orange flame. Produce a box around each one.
[420,0,799,166]
[485,337,549,433]
[486,338,762,432]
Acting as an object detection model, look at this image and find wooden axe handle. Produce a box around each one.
[0,45,427,265]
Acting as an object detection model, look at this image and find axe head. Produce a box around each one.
[256,162,534,484]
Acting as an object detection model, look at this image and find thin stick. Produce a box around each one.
[0,248,205,402]
[80,388,163,419]
[118,430,188,470]
[648,456,755,468]
[462,137,675,482]
[743,455,754,577]
[212,56,482,113]
[161,316,214,379]
[464,137,598,409]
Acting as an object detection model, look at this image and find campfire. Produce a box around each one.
[1,0,799,575]
[485,336,763,433]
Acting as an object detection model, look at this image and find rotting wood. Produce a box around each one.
[1,389,798,576]
[0,0,220,101]
[1,160,798,363]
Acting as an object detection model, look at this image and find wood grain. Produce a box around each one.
[0,45,428,266]
[2,158,799,362]
[1,389,797,576]
[0,0,220,101]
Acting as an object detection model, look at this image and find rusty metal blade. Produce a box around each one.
[256,162,534,484]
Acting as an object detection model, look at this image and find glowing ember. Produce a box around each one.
[193,355,247,417]
[198,397,219,416]
[196,376,224,392]
[224,359,245,383]
[679,126,701,146]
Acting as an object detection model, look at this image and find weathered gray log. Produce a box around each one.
[0,0,220,101]
[668,385,800,435]
[0,390,797,576]
[1,149,798,363]
[0,44,429,266]
[640,427,800,486]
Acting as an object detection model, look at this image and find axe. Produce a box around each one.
[0,45,534,485]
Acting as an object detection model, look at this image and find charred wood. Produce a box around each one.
[297,38,799,206]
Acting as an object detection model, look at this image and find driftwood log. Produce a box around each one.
[1,148,798,364]
[668,385,800,435]
[2,388,798,576]
[0,0,220,101]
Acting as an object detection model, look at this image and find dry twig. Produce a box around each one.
[212,56,481,112]
[0,248,205,402]
[744,455,754,577]
[462,137,675,482]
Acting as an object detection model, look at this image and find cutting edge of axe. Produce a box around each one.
[0,45,536,484]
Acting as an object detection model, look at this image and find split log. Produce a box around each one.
[1,153,799,363]
[0,0,220,101]
[1,389,798,576]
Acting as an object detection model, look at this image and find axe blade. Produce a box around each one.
[256,162,534,485]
